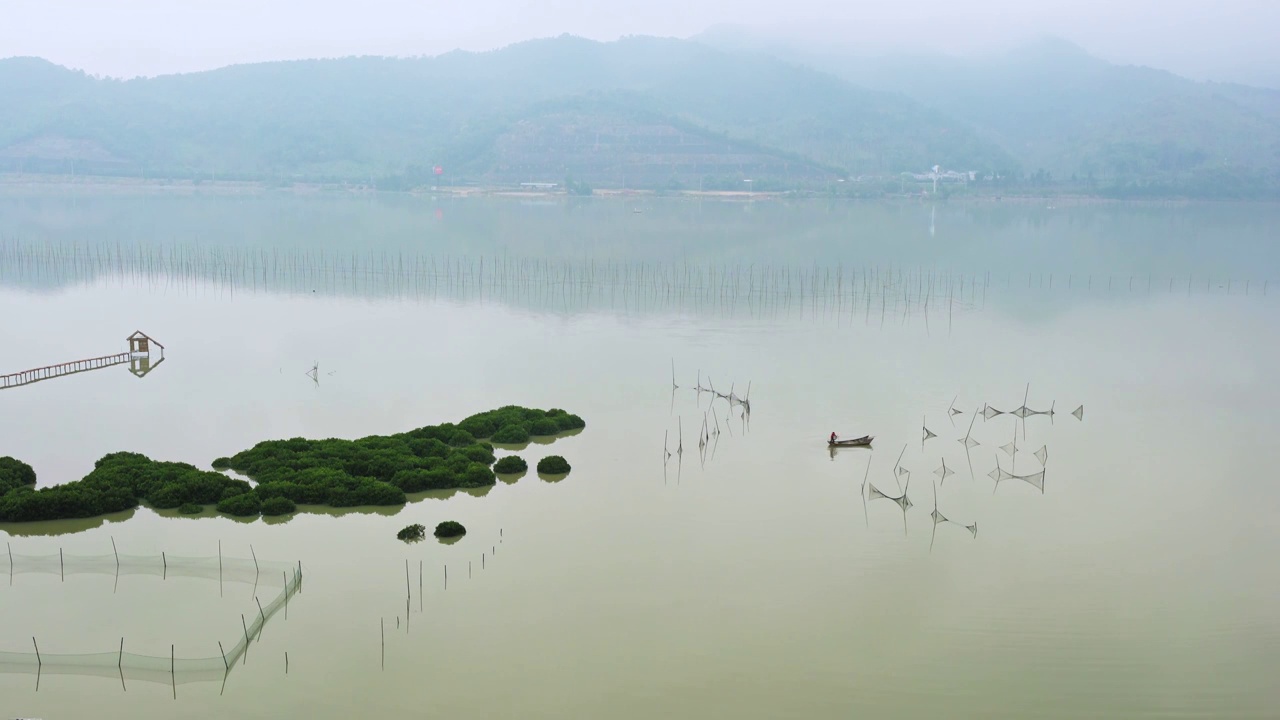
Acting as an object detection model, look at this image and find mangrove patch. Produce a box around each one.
[0,406,583,524]
[398,523,426,542]
[493,455,528,474]
[434,521,466,538]
[537,455,572,475]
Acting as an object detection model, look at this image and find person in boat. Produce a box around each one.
[830,431,838,443]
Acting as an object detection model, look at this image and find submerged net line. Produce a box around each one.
[4,552,286,584]
[0,551,301,684]
[0,239,984,323]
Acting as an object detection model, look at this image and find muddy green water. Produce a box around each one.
[1,192,1277,718]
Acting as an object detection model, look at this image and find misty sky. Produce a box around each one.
[5,0,1279,86]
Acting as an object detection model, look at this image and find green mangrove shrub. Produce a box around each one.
[493,456,528,474]
[178,503,203,515]
[458,406,585,441]
[0,457,37,493]
[397,523,426,542]
[434,521,466,538]
[491,424,531,444]
[217,491,262,517]
[261,496,297,516]
[537,456,572,475]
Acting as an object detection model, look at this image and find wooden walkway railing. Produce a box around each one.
[0,352,133,390]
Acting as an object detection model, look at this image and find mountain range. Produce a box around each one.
[2,33,1278,198]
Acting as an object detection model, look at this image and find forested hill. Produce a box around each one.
[697,28,1280,198]
[5,33,1279,197]
[0,36,1015,190]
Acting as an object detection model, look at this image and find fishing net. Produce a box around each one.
[988,461,1046,493]
[0,551,300,686]
[1072,405,1085,421]
[929,482,977,551]
[933,460,955,483]
[867,482,912,511]
[957,410,981,450]
[1034,445,1049,466]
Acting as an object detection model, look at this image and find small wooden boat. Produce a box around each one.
[828,435,873,447]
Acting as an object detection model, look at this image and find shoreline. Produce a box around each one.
[0,173,1263,206]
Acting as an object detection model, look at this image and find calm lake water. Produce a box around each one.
[1,190,1277,719]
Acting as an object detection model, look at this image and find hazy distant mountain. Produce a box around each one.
[0,36,1016,190]
[695,29,1280,196]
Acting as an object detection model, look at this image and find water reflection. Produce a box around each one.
[0,508,138,537]
[0,237,987,327]
[496,469,527,485]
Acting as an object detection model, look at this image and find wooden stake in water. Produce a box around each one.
[119,637,124,668]
[32,637,41,666]
[241,614,250,663]
[380,618,385,670]
[250,545,259,575]
[286,651,289,675]
[218,641,228,671]
[162,551,167,579]
[255,597,266,640]
[112,536,119,568]
[171,644,176,700]
[405,559,411,600]
[60,548,64,581]
[283,572,289,619]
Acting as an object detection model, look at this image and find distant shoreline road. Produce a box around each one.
[0,173,1223,206]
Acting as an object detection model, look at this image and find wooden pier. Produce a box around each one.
[0,331,164,391]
